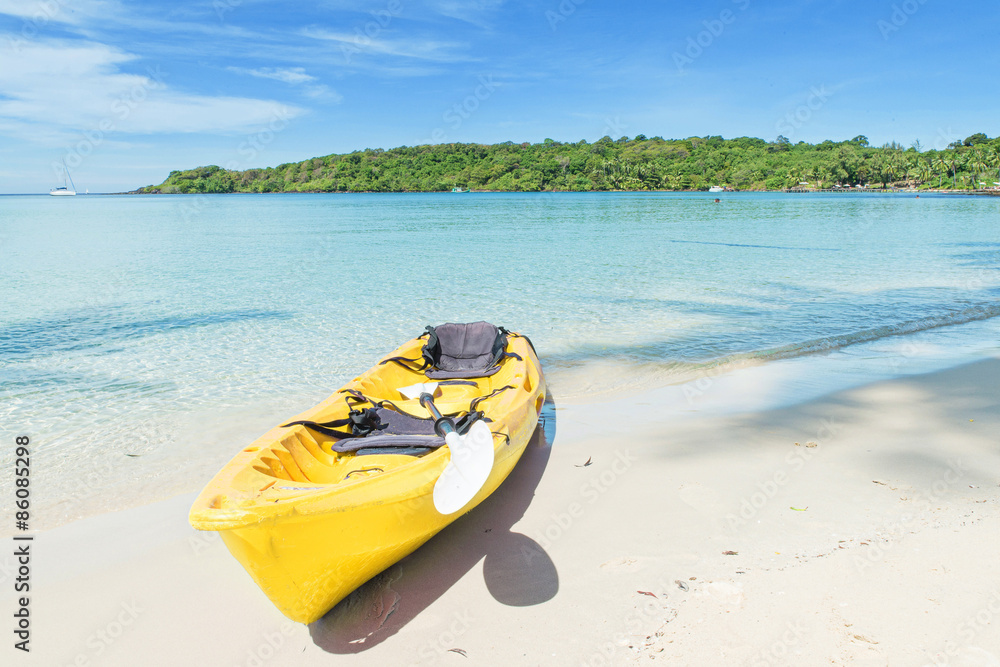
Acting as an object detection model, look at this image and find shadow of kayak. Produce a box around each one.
[309,395,558,653]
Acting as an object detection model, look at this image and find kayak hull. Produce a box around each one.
[190,333,545,623]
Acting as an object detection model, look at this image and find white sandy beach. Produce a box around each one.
[17,355,1000,666]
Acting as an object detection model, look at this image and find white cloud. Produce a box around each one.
[227,66,316,85]
[0,37,305,138]
[302,84,343,102]
[227,65,342,103]
[425,0,505,27]
[0,0,95,24]
[301,27,471,63]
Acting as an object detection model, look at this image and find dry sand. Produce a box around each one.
[17,356,1000,666]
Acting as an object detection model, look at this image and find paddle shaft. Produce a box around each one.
[419,393,456,436]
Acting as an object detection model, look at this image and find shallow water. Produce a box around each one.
[1,191,998,528]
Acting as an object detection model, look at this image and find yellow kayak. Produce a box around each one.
[189,323,545,623]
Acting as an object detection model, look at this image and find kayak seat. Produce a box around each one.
[283,403,481,457]
[380,321,522,379]
[280,360,518,458]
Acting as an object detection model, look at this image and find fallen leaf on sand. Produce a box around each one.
[723,550,738,556]
[790,507,808,511]
[852,634,878,644]
[448,648,468,657]
[805,441,818,448]
[637,590,657,598]
[575,457,593,467]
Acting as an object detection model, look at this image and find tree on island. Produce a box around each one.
[964,132,989,147]
[136,132,1000,194]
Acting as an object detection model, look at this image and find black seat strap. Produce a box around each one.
[287,383,506,443]
[282,405,388,440]
[379,355,430,371]
[470,384,514,411]
[279,420,354,439]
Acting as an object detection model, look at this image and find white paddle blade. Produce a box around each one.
[433,421,495,515]
[398,382,439,400]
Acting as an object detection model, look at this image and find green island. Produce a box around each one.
[136,133,1000,194]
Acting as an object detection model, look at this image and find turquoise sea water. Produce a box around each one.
[1,191,998,527]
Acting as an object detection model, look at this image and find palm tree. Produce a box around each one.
[939,153,960,189]
[932,155,950,188]
[957,152,972,189]
[884,159,898,188]
[872,151,892,188]
[634,162,658,190]
[661,172,682,190]
[594,159,630,189]
[917,159,933,186]
[989,146,1000,184]
[969,148,989,189]
[889,148,910,185]
[804,166,819,188]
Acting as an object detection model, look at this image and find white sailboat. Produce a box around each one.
[50,165,77,196]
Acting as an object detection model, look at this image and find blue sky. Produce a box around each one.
[0,0,997,193]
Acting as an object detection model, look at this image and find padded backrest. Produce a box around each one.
[426,321,503,372]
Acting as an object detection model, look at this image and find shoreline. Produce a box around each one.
[22,349,1000,665]
[122,188,1000,196]
[9,315,1000,534]
[9,188,1000,196]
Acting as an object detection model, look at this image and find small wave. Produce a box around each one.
[547,302,1000,401]
[729,302,1000,365]
[668,239,840,251]
[0,307,293,359]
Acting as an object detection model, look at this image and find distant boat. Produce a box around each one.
[50,165,77,196]
[451,187,469,193]
[708,185,724,193]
